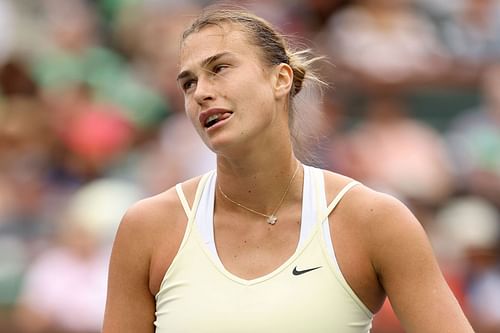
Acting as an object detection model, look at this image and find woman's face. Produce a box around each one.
[178,24,282,154]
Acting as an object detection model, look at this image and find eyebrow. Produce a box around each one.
[176,52,232,82]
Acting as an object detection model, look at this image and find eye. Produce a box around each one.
[213,64,229,74]
[182,79,197,92]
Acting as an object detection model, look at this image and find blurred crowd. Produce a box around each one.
[0,0,499,332]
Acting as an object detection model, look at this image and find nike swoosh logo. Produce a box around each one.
[292,266,322,276]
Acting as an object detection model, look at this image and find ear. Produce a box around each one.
[272,63,293,99]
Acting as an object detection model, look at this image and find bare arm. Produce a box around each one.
[102,182,192,333]
[368,193,474,332]
[102,202,157,333]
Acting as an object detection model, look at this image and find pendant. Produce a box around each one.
[267,215,278,225]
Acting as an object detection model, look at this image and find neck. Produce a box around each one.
[216,142,302,215]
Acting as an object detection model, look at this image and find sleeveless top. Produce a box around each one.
[154,165,373,332]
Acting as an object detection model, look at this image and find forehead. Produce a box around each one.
[179,23,259,69]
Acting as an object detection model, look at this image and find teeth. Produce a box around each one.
[205,114,221,127]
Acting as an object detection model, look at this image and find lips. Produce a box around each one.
[199,108,233,129]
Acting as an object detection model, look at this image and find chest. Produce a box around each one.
[150,205,384,314]
[212,206,302,280]
[154,225,373,333]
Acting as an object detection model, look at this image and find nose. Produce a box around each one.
[193,76,215,106]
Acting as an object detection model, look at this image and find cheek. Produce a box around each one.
[184,99,198,125]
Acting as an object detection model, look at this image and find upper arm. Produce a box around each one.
[102,178,199,333]
[102,201,157,333]
[367,194,474,333]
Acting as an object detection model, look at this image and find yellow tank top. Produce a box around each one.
[154,166,373,332]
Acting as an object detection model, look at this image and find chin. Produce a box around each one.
[206,135,246,157]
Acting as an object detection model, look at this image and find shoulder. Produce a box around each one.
[121,174,203,228]
[321,168,424,260]
[107,174,207,296]
[319,170,474,331]
[104,175,208,332]
[322,168,416,225]
[115,174,205,254]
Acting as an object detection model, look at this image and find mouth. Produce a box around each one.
[200,110,233,129]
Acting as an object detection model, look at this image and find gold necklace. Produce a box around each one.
[217,163,301,225]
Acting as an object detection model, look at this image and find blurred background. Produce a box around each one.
[0,0,499,332]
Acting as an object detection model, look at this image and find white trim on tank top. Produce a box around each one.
[195,165,314,264]
[186,165,359,266]
[171,168,369,314]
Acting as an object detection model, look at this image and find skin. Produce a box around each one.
[103,23,474,332]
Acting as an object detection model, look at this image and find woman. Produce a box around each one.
[103,7,474,333]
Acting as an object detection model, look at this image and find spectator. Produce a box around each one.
[0,0,15,64]
[432,196,500,333]
[14,222,109,333]
[324,0,448,85]
[14,177,143,333]
[337,94,454,204]
[442,0,500,68]
[447,64,500,206]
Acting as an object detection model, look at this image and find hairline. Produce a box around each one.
[181,20,278,69]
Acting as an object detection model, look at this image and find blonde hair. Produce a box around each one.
[181,6,327,162]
